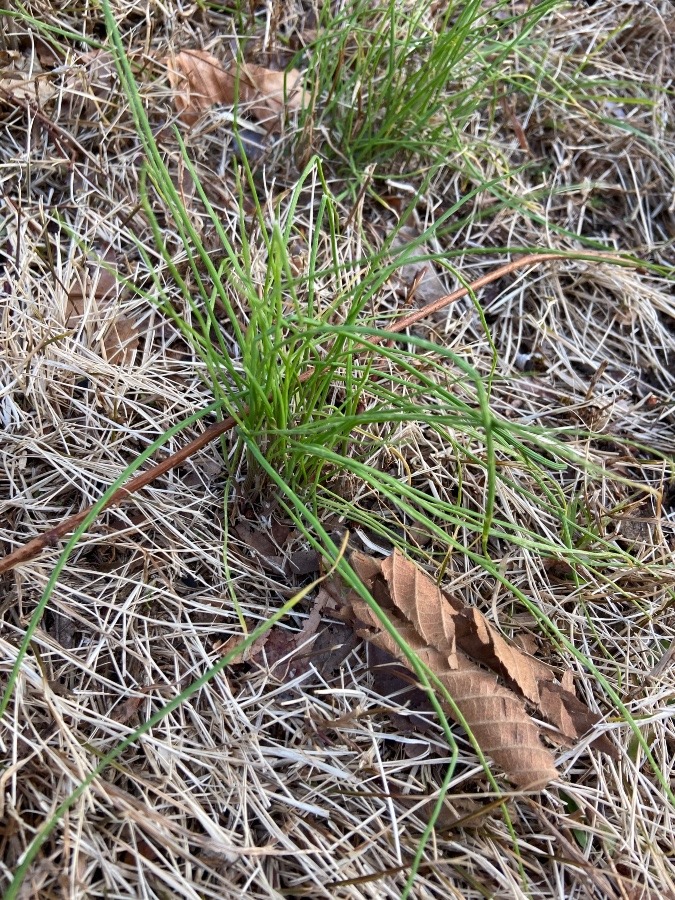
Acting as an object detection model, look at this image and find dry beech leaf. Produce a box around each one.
[67,254,118,322]
[36,42,63,68]
[452,604,550,706]
[324,549,616,789]
[166,50,307,131]
[375,551,552,705]
[0,71,55,106]
[538,682,616,757]
[67,257,138,366]
[101,313,139,366]
[331,582,557,789]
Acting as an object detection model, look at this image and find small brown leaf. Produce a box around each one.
[233,521,276,557]
[111,695,144,724]
[36,42,63,68]
[309,621,360,679]
[101,313,139,366]
[251,590,328,676]
[166,50,236,127]
[390,227,447,306]
[538,682,617,757]
[67,267,117,319]
[223,592,329,677]
[67,256,138,366]
[216,632,268,665]
[65,50,118,117]
[166,50,308,132]
[560,668,575,694]
[544,558,576,582]
[237,62,307,130]
[234,522,319,575]
[0,72,55,106]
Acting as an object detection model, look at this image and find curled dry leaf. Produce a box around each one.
[64,50,118,117]
[327,576,556,789]
[219,590,328,676]
[323,549,616,789]
[166,50,235,127]
[166,50,308,132]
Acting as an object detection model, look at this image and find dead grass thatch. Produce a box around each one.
[1,0,674,897]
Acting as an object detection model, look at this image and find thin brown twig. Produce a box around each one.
[0,250,633,574]
[0,415,238,573]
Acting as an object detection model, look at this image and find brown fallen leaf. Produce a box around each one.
[328,580,557,789]
[166,50,308,132]
[216,631,268,666]
[0,71,55,106]
[371,551,612,750]
[368,644,439,740]
[101,313,139,366]
[233,521,320,575]
[376,550,551,705]
[308,621,360,680]
[166,50,234,127]
[111,694,144,724]
[452,604,550,706]
[64,50,118,117]
[221,590,329,676]
[67,255,138,366]
[544,557,576,582]
[237,62,307,130]
[67,263,117,315]
[538,682,616,757]
[322,549,616,788]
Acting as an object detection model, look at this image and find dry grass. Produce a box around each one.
[1,0,674,897]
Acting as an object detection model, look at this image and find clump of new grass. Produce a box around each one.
[300,0,565,173]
